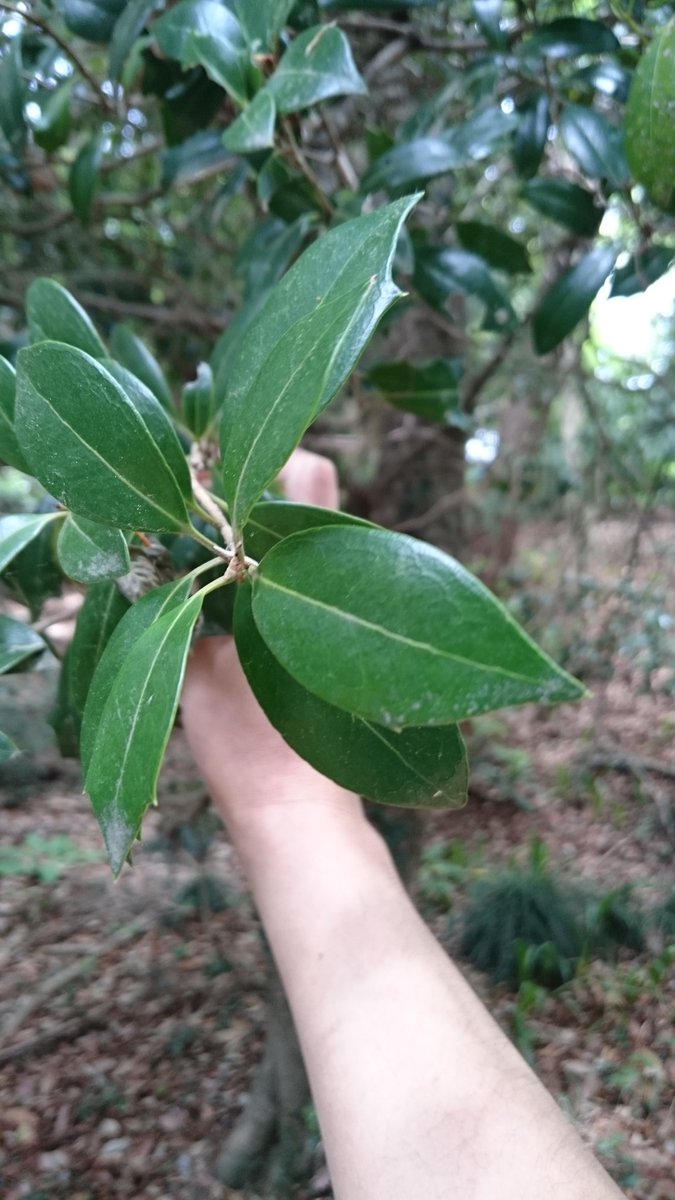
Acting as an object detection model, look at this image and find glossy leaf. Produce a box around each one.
[231,0,294,47]
[58,578,150,750]
[512,92,549,179]
[182,363,214,438]
[0,512,64,576]
[222,91,276,153]
[523,18,620,60]
[522,179,603,237]
[610,246,674,298]
[456,222,531,274]
[0,615,45,675]
[26,279,107,359]
[0,38,27,153]
[110,325,173,411]
[414,247,518,333]
[55,0,127,42]
[31,81,73,152]
[364,108,513,191]
[220,195,420,531]
[110,0,163,82]
[560,105,629,190]
[366,359,465,424]
[235,585,469,807]
[85,592,204,876]
[153,1,249,104]
[251,525,585,727]
[2,519,63,618]
[266,25,367,114]
[532,244,619,355]
[0,356,30,473]
[16,344,191,532]
[625,22,675,215]
[245,500,373,562]
[473,0,506,48]
[161,130,235,187]
[69,134,103,224]
[57,514,130,583]
[0,730,17,763]
[81,576,193,773]
[101,361,192,500]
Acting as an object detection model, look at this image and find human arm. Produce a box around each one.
[181,451,623,1200]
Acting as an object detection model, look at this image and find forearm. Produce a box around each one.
[228,797,622,1200]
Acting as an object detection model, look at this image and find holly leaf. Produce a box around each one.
[67,580,131,715]
[57,514,130,583]
[532,244,619,355]
[560,105,629,190]
[366,358,465,424]
[251,525,585,727]
[414,246,518,333]
[16,344,191,532]
[522,178,603,237]
[456,221,531,274]
[110,325,173,411]
[0,615,46,675]
[85,591,204,876]
[625,22,675,215]
[222,90,276,153]
[266,24,366,114]
[152,1,250,104]
[220,195,420,531]
[610,245,674,298]
[0,512,64,575]
[0,356,30,473]
[244,500,374,562]
[235,585,469,807]
[26,278,107,358]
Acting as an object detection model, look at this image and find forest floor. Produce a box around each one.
[0,514,674,1200]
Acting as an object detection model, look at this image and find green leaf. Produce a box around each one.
[610,246,674,298]
[473,0,506,48]
[16,344,191,533]
[414,246,518,333]
[522,178,603,237]
[625,21,675,215]
[0,730,17,763]
[57,586,128,757]
[245,500,373,562]
[0,512,64,576]
[0,615,45,675]
[153,1,249,104]
[0,38,27,153]
[161,130,235,188]
[266,24,366,114]
[366,358,465,425]
[31,81,73,153]
[512,92,549,179]
[220,195,420,531]
[2,519,63,618]
[0,356,30,473]
[235,585,469,807]
[101,361,192,501]
[251,525,585,727]
[81,576,193,774]
[364,108,514,191]
[57,514,130,583]
[110,325,173,410]
[109,0,163,82]
[69,134,103,224]
[523,18,620,60]
[26,279,107,359]
[222,90,276,153]
[456,221,531,274]
[181,363,214,438]
[85,591,204,876]
[532,244,619,355]
[560,105,629,191]
[55,0,127,42]
[231,0,294,48]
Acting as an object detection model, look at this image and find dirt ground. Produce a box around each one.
[1,516,674,1200]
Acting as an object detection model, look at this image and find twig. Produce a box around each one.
[281,118,334,219]
[394,487,467,534]
[0,3,112,111]
[462,330,518,414]
[1,956,96,1040]
[319,107,359,190]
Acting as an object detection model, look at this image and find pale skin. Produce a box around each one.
[181,449,624,1200]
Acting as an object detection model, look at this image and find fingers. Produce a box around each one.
[277,447,339,510]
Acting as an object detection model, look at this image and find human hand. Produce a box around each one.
[180,449,362,841]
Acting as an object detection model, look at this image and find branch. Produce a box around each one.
[462,329,518,414]
[0,2,113,111]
